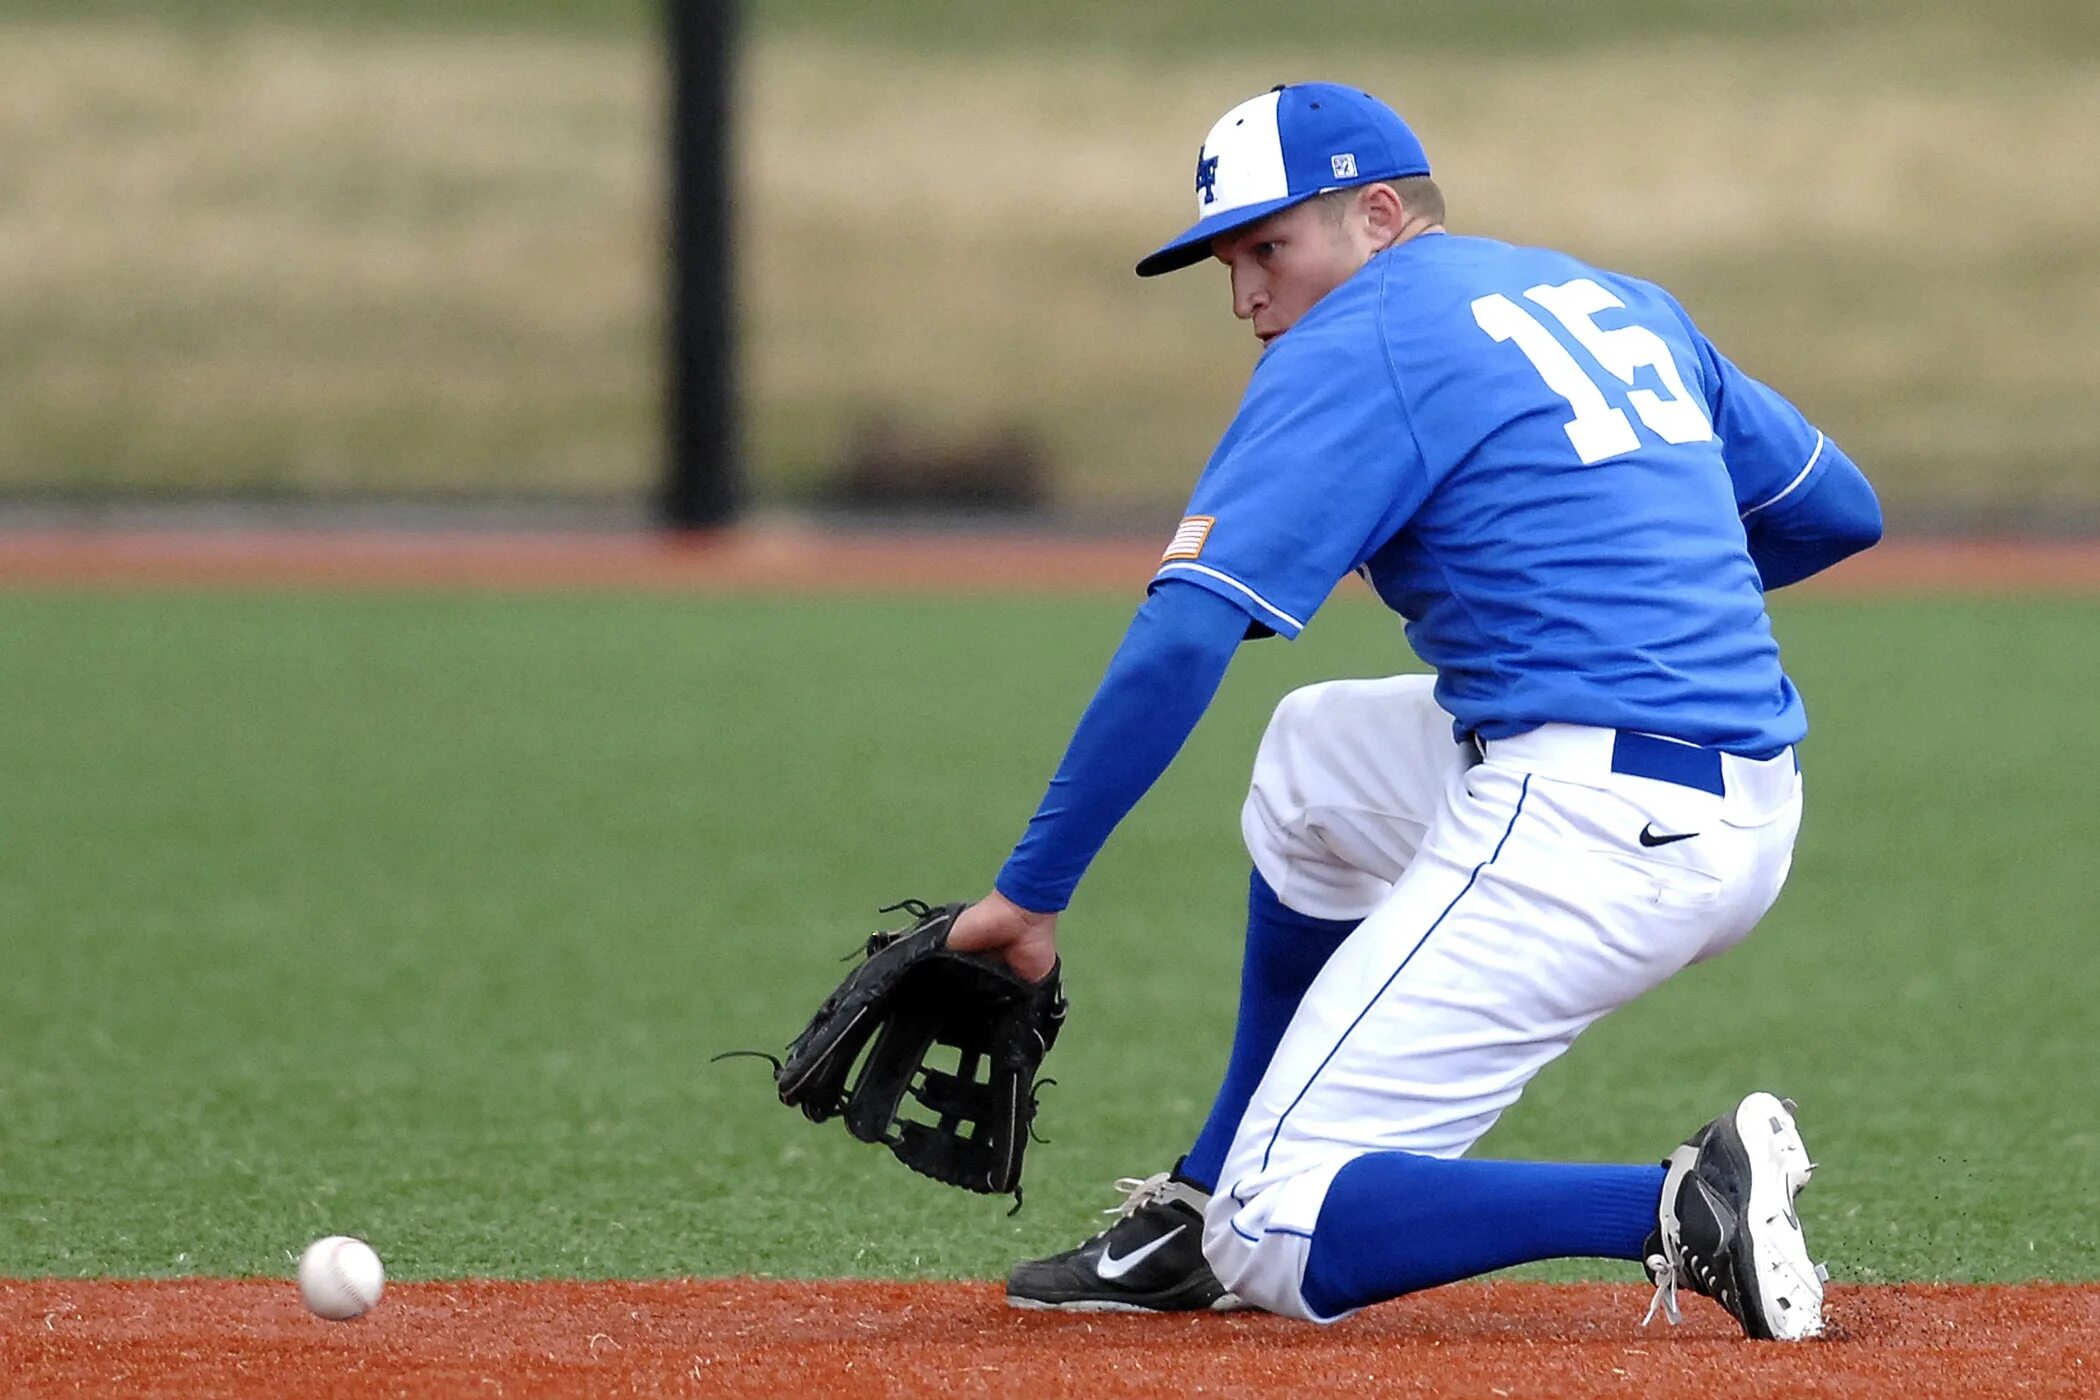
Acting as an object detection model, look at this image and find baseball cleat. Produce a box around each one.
[1006,1171,1250,1313]
[1642,1091,1828,1341]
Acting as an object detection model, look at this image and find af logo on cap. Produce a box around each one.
[1331,152,1358,179]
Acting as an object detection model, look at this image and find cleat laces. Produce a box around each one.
[1641,1253,1682,1328]
[1653,1226,1740,1323]
[1071,1172,1182,1248]
[1104,1172,1177,1221]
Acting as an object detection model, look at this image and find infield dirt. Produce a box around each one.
[4,1277,2096,1398]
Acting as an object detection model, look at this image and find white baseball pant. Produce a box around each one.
[1202,675,1802,1320]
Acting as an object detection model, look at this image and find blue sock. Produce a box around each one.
[1180,869,1359,1191]
[1299,1151,1666,1318]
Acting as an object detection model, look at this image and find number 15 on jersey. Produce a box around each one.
[1472,278,1715,465]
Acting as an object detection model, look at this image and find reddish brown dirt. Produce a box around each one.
[0,528,2094,595]
[2,1279,2095,1398]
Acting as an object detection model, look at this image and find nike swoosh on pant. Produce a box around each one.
[1096,1224,1186,1281]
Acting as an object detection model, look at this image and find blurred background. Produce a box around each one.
[2,0,2096,529]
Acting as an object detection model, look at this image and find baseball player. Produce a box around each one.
[947,83,1881,1338]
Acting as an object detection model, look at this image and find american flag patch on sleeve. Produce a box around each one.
[1161,515,1215,562]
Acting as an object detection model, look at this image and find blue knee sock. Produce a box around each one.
[1180,869,1359,1191]
[1299,1151,1666,1318]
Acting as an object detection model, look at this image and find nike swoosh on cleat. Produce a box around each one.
[1095,1225,1186,1281]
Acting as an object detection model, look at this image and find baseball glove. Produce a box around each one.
[772,900,1066,1202]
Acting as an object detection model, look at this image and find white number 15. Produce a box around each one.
[1470,278,1713,465]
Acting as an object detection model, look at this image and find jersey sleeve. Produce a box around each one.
[1736,443,1882,589]
[1660,298,1882,586]
[1150,331,1427,639]
[993,579,1248,913]
[1680,326,1834,520]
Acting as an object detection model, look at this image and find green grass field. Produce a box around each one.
[2,589,2095,1286]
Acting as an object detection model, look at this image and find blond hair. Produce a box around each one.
[1314,175,1446,228]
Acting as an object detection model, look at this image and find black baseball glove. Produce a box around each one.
[772,900,1066,1202]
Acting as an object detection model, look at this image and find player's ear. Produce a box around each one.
[1361,183,1407,246]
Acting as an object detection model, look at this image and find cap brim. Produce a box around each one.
[1134,192,1311,278]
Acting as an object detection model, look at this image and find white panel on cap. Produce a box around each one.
[1196,91,1287,218]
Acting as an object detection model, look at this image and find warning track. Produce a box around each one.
[0,529,2095,595]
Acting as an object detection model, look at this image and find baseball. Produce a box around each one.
[297,1235,385,1320]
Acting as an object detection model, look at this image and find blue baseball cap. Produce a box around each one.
[1136,83,1432,278]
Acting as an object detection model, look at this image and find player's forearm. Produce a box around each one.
[994,582,1247,913]
[1744,442,1883,590]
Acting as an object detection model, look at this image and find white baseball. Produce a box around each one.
[297,1235,385,1320]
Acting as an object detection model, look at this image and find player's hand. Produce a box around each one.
[946,889,1060,984]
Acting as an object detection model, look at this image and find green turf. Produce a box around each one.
[0,590,2093,1285]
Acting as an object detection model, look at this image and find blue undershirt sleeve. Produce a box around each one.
[994,579,1250,913]
[1741,438,1883,590]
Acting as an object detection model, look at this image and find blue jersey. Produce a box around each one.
[1153,233,1845,754]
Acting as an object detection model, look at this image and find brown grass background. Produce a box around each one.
[2,18,2096,521]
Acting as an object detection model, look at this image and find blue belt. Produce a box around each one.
[1609,731,1792,797]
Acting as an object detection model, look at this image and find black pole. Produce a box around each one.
[662,0,740,530]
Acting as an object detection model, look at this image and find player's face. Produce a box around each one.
[1211,198,1374,346]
